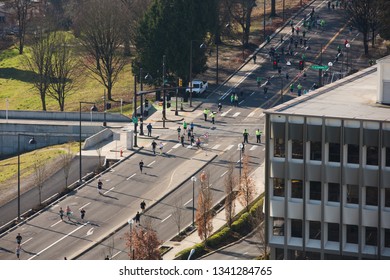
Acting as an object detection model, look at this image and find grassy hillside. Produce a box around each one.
[0,42,135,113]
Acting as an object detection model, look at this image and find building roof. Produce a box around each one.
[266,66,390,122]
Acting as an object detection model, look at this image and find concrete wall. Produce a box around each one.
[83,128,113,150]
[0,110,131,122]
[0,123,104,158]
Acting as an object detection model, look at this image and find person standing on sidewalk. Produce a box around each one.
[203,108,209,121]
[139,160,144,174]
[146,123,152,137]
[210,111,215,124]
[297,83,303,96]
[256,129,262,143]
[140,200,146,213]
[135,211,141,224]
[243,129,249,143]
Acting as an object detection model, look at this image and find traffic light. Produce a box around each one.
[145,99,149,108]
[273,60,278,70]
[299,60,304,70]
[178,78,182,87]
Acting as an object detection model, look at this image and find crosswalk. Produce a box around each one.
[168,142,264,152]
[217,108,264,119]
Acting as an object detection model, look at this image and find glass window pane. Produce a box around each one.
[347,185,359,204]
[386,147,390,167]
[346,225,358,244]
[386,189,390,208]
[366,186,378,206]
[274,138,285,158]
[310,141,322,161]
[309,221,321,240]
[329,143,340,162]
[292,140,303,159]
[347,144,359,164]
[328,183,340,202]
[273,178,285,197]
[365,227,377,246]
[385,229,390,248]
[273,217,284,236]
[291,179,303,199]
[310,181,322,201]
[291,219,302,238]
[328,223,339,242]
[366,146,378,166]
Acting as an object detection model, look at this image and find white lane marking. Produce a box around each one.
[211,144,220,150]
[224,145,234,151]
[233,112,241,117]
[104,187,115,195]
[50,220,62,228]
[161,214,172,223]
[79,202,91,210]
[221,108,232,117]
[237,158,242,163]
[247,111,255,118]
[22,237,32,245]
[187,145,194,149]
[184,199,192,206]
[239,100,245,105]
[250,146,257,151]
[250,91,255,96]
[86,227,94,236]
[259,113,265,118]
[167,149,172,154]
[172,143,181,149]
[262,147,265,151]
[29,222,89,260]
[220,171,228,177]
[126,173,136,180]
[111,250,122,259]
[147,160,155,167]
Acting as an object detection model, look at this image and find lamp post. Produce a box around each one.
[17,134,36,221]
[191,176,197,227]
[102,90,107,127]
[162,55,166,128]
[139,67,144,136]
[189,41,206,107]
[263,0,266,41]
[328,62,333,84]
[79,101,97,184]
[238,143,243,181]
[133,75,138,147]
[345,43,351,73]
[127,218,134,260]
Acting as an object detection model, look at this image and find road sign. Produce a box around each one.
[311,65,329,70]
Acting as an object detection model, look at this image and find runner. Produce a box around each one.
[159,142,164,155]
[59,207,64,221]
[80,208,86,221]
[139,160,144,173]
[66,206,72,221]
[97,179,103,195]
[16,233,22,246]
[177,126,181,140]
[140,200,146,213]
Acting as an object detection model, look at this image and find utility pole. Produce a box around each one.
[162,55,166,128]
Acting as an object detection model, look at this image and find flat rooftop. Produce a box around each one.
[267,66,390,122]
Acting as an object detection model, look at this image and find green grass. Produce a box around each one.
[0,39,135,112]
[0,142,79,184]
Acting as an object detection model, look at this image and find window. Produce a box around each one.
[291,179,303,199]
[273,178,285,197]
[328,223,339,242]
[328,183,340,202]
[291,219,303,238]
[291,140,303,159]
[385,229,390,248]
[347,184,359,204]
[366,186,378,206]
[347,144,359,164]
[310,141,322,161]
[346,225,358,244]
[386,147,390,167]
[309,221,321,240]
[273,217,284,236]
[365,227,377,246]
[366,146,378,166]
[310,181,322,201]
[329,143,340,162]
[386,189,390,208]
[274,138,285,158]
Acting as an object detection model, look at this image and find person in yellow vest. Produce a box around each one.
[210,111,216,124]
[256,129,262,143]
[203,108,209,121]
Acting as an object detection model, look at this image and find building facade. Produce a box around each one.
[264,62,390,260]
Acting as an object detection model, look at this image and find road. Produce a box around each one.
[0,0,367,260]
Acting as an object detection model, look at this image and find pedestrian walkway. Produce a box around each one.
[162,162,265,260]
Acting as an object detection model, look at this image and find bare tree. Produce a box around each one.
[124,216,162,260]
[172,197,184,237]
[47,32,79,111]
[238,154,255,212]
[73,0,127,100]
[196,170,213,243]
[224,160,236,228]
[10,0,34,54]
[249,201,268,258]
[25,30,55,111]
[59,143,73,192]
[33,158,46,205]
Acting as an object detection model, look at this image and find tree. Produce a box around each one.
[224,160,236,228]
[124,217,162,260]
[238,154,255,212]
[172,197,184,237]
[225,0,257,47]
[74,0,127,100]
[25,31,55,111]
[10,0,33,54]
[249,201,268,259]
[48,32,79,111]
[378,0,390,40]
[59,143,73,192]
[33,158,46,205]
[196,170,213,242]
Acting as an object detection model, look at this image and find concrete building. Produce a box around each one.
[264,58,390,260]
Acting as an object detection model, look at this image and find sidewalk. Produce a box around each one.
[162,162,265,260]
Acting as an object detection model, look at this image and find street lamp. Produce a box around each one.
[17,134,36,221]
[191,176,197,227]
[189,40,206,107]
[162,55,166,128]
[345,43,351,73]
[79,101,97,184]
[238,143,243,181]
[128,218,134,260]
[327,62,333,84]
[102,90,107,127]
[133,75,138,147]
